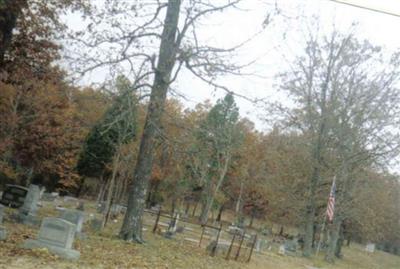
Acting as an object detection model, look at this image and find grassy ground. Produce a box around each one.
[0,201,399,269]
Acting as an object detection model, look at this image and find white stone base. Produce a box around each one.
[22,239,80,260]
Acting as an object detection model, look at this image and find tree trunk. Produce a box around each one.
[192,202,198,217]
[199,155,230,224]
[199,196,211,224]
[303,39,334,257]
[102,152,120,228]
[325,218,342,263]
[75,177,86,197]
[119,0,181,243]
[96,180,104,203]
[0,0,22,67]
[216,205,223,222]
[249,208,256,228]
[184,202,190,216]
[235,180,244,227]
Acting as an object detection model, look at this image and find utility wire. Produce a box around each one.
[327,0,400,18]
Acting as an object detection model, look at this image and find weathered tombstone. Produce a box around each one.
[278,244,286,255]
[0,204,4,224]
[0,205,6,240]
[165,213,180,238]
[90,218,102,232]
[284,238,299,256]
[76,201,85,211]
[0,226,6,241]
[42,192,59,202]
[255,238,262,252]
[365,243,376,253]
[59,209,84,234]
[206,240,229,256]
[0,184,28,208]
[18,184,40,225]
[22,217,80,260]
[39,187,46,199]
[227,225,244,236]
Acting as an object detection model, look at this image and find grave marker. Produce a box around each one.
[366,243,376,253]
[22,217,80,260]
[59,209,84,234]
[18,184,40,225]
[0,226,6,241]
[0,205,6,240]
[0,204,4,224]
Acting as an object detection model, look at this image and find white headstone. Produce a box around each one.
[38,218,76,248]
[22,217,80,260]
[278,244,286,255]
[365,243,375,253]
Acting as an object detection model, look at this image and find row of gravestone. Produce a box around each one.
[0,184,85,260]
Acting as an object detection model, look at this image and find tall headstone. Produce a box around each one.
[18,184,40,225]
[0,205,6,241]
[278,244,286,255]
[0,204,4,224]
[0,226,6,241]
[22,217,80,260]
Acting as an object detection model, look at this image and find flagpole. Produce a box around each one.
[316,175,336,255]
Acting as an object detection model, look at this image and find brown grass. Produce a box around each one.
[0,201,399,269]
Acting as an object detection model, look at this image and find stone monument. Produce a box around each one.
[18,184,40,225]
[22,217,80,260]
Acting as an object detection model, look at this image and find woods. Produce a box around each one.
[1,0,400,267]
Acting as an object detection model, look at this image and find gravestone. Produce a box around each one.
[22,217,80,260]
[165,213,180,238]
[0,184,28,208]
[42,192,58,202]
[18,184,40,225]
[90,218,102,232]
[76,201,85,211]
[227,225,244,236]
[255,238,262,252]
[284,238,299,256]
[0,204,6,240]
[111,204,127,215]
[206,240,229,256]
[365,243,376,253]
[0,226,6,241]
[59,209,84,234]
[0,204,4,224]
[278,244,286,255]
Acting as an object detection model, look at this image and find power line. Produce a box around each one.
[327,0,400,18]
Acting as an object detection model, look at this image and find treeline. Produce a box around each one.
[1,74,399,253]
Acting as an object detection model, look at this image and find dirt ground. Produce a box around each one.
[1,200,399,269]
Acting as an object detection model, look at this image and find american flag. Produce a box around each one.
[326,177,336,222]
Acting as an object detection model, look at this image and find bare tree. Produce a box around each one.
[274,30,400,259]
[68,0,245,242]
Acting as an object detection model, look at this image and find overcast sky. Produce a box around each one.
[173,0,400,131]
[65,0,400,131]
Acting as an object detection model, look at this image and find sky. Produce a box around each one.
[64,0,400,131]
[173,0,400,131]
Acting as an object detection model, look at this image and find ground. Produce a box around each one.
[0,200,399,269]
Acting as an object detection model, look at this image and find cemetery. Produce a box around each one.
[1,1,400,269]
[0,184,399,268]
